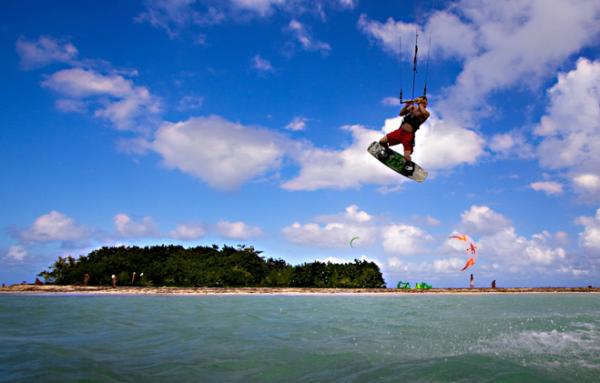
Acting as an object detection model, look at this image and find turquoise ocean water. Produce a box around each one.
[0,294,599,382]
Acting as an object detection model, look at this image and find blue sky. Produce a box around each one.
[2,0,600,287]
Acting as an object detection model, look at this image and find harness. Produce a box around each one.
[402,112,423,131]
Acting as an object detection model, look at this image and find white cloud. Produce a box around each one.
[16,35,78,70]
[216,220,263,239]
[488,131,535,159]
[386,257,465,274]
[177,95,204,110]
[337,0,356,9]
[359,1,600,123]
[459,205,511,236]
[252,54,274,72]
[286,19,331,54]
[381,97,401,107]
[575,208,600,252]
[530,181,564,196]
[285,116,307,131]
[151,115,285,190]
[20,211,90,242]
[169,224,205,240]
[407,113,485,169]
[42,68,161,130]
[231,0,285,16]
[534,58,600,199]
[114,214,158,238]
[281,124,395,190]
[573,174,600,193]
[135,0,201,37]
[453,205,567,268]
[381,224,433,255]
[282,112,484,191]
[438,0,600,122]
[282,205,377,248]
[6,246,27,262]
[357,12,477,62]
[479,228,566,266]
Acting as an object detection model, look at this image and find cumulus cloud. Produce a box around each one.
[252,54,274,72]
[530,181,563,196]
[488,131,535,159]
[439,0,600,122]
[282,205,378,248]
[452,205,568,270]
[114,214,158,238]
[169,224,205,240]
[534,58,600,199]
[20,211,91,243]
[216,220,263,239]
[381,224,433,255]
[151,115,285,190]
[575,208,600,252]
[42,68,161,130]
[386,257,465,274]
[282,205,434,258]
[479,228,566,267]
[16,35,78,70]
[286,19,331,54]
[359,1,600,123]
[459,205,511,236]
[357,12,477,63]
[282,112,484,191]
[6,246,28,262]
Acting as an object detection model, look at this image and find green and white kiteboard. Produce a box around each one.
[367,141,428,183]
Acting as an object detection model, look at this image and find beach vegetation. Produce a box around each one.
[38,245,386,288]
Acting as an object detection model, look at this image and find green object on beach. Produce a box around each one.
[415,282,432,290]
[397,281,411,289]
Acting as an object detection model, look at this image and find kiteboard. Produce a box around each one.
[367,141,428,183]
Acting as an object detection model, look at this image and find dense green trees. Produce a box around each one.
[38,245,386,288]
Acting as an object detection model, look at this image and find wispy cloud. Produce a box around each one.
[252,54,274,72]
[16,35,78,70]
[42,67,161,131]
[286,19,331,54]
[284,116,307,131]
[530,181,564,196]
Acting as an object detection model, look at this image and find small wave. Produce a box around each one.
[477,324,600,371]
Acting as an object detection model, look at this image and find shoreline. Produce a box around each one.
[1,285,599,295]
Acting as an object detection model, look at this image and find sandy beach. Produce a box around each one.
[1,285,598,295]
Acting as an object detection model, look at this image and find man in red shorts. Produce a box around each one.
[378,96,430,175]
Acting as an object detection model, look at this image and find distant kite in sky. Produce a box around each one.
[449,234,478,271]
[349,236,360,248]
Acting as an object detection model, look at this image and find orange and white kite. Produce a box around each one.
[449,234,478,271]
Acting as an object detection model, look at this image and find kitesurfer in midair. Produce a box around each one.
[377,96,429,175]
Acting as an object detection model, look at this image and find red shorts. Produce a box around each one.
[386,129,415,153]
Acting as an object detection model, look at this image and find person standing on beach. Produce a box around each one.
[111,274,117,288]
[469,274,474,288]
[83,273,90,286]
